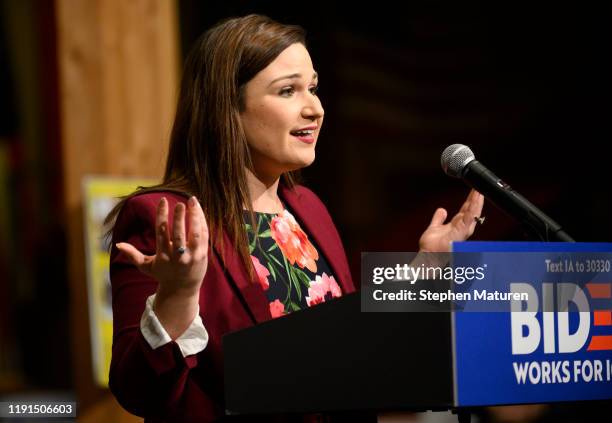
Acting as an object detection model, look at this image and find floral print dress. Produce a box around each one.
[244,209,343,318]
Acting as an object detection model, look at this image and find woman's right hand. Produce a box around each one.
[116,196,209,296]
[116,196,209,339]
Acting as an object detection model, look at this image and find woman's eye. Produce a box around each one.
[279,87,295,97]
[278,85,319,97]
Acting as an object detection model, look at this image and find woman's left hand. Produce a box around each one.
[418,189,484,253]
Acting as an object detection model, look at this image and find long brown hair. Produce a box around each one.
[105,14,306,276]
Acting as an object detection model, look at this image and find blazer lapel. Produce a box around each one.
[212,231,272,324]
[211,185,354,325]
[279,185,354,295]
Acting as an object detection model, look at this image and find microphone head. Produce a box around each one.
[441,144,475,178]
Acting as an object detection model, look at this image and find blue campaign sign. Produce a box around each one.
[451,242,612,406]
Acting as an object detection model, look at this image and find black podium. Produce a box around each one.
[223,292,454,416]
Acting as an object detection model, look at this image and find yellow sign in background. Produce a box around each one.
[82,177,156,386]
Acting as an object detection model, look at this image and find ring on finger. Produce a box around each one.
[474,216,486,225]
[177,245,187,255]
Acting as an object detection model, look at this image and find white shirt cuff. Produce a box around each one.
[140,293,209,357]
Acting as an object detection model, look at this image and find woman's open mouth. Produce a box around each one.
[290,128,316,144]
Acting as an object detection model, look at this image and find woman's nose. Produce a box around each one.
[302,96,324,120]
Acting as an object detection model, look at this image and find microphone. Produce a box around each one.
[441,144,574,242]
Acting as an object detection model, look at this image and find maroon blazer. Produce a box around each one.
[109,184,357,422]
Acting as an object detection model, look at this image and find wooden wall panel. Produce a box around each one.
[55,0,179,417]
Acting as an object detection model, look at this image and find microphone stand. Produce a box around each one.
[462,161,575,242]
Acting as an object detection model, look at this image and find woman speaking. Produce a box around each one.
[107,14,483,422]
